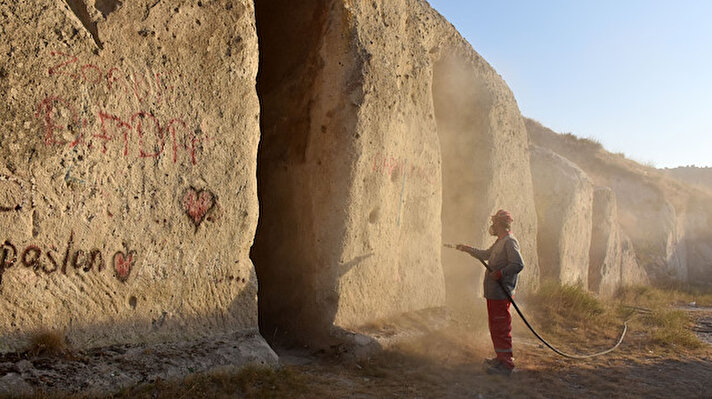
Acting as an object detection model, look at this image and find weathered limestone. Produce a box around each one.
[14,0,709,361]
[620,235,648,287]
[530,146,591,287]
[252,0,448,343]
[0,0,275,361]
[434,38,540,307]
[252,0,539,344]
[527,118,711,285]
[589,188,622,295]
[681,196,712,285]
[589,187,647,296]
[610,175,687,281]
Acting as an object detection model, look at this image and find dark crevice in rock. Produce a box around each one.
[251,0,330,347]
[63,0,103,49]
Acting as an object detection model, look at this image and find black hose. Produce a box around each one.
[444,244,634,359]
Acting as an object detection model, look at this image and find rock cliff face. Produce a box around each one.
[10,0,708,360]
[252,0,539,342]
[527,118,712,287]
[1,0,541,353]
[589,187,647,296]
[0,0,275,360]
[431,15,539,309]
[530,146,591,287]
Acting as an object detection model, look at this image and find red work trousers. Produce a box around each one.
[487,298,514,369]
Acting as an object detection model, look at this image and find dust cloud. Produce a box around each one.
[432,52,495,324]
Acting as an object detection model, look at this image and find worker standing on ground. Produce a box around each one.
[456,209,524,376]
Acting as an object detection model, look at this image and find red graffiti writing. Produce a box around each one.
[182,187,216,229]
[371,153,436,185]
[35,96,207,165]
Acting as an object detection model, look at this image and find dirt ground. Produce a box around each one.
[276,308,712,399]
[1,305,710,398]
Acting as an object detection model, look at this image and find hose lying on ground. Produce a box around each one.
[444,243,640,359]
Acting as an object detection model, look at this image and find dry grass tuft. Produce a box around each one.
[27,330,67,357]
[617,284,712,308]
[534,281,606,322]
[112,365,310,399]
[616,285,709,350]
[523,282,707,352]
[233,364,309,398]
[646,309,703,349]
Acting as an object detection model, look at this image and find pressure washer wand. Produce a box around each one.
[443,243,632,359]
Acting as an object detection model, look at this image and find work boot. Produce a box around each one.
[485,361,513,376]
[483,357,499,367]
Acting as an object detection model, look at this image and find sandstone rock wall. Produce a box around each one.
[607,173,687,281]
[430,19,539,308]
[589,187,646,296]
[530,146,591,286]
[252,0,448,342]
[589,187,622,296]
[620,235,649,287]
[681,195,712,284]
[2,0,639,356]
[336,0,539,325]
[252,0,540,343]
[527,118,712,286]
[0,0,275,359]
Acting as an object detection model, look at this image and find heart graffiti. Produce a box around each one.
[182,187,216,229]
[113,249,136,282]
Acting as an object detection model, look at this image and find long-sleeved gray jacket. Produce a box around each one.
[467,235,524,300]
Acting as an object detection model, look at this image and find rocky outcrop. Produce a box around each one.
[620,235,648,287]
[0,0,276,360]
[589,187,647,296]
[609,174,687,281]
[530,146,591,287]
[252,0,539,343]
[589,188,622,295]
[1,0,542,354]
[681,196,712,285]
[527,118,712,286]
[432,17,539,308]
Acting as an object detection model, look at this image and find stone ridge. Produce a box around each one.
[664,166,712,194]
[527,118,712,286]
[530,145,592,287]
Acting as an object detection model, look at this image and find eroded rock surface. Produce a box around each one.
[530,146,591,287]
[252,0,540,344]
[589,187,647,296]
[0,0,267,353]
[0,332,277,396]
[527,118,712,286]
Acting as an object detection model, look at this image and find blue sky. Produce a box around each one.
[427,1,712,168]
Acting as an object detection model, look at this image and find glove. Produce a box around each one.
[490,270,503,280]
